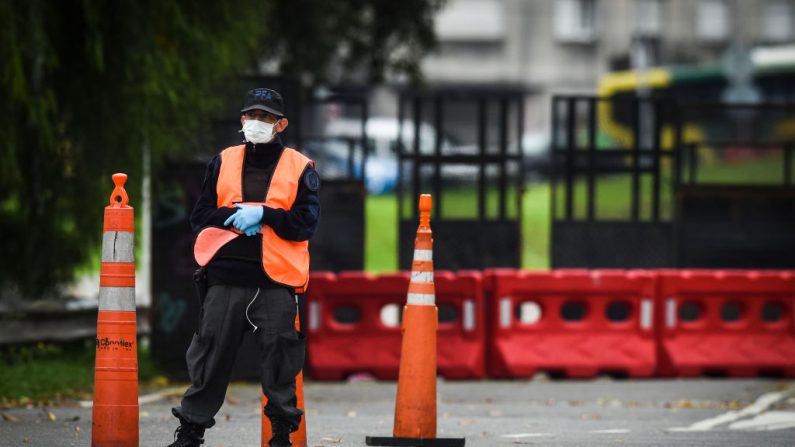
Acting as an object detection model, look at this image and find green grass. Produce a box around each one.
[0,340,158,404]
[367,186,550,271]
[365,194,399,273]
[521,183,550,268]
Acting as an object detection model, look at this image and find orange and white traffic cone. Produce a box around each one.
[366,194,465,447]
[261,313,308,447]
[92,173,139,446]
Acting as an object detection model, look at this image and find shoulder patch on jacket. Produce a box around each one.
[303,168,320,192]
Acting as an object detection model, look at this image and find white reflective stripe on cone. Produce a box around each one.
[309,301,321,332]
[98,287,136,311]
[463,299,475,331]
[101,231,134,263]
[500,297,512,328]
[640,299,653,329]
[407,293,435,305]
[413,249,433,261]
[666,298,677,328]
[410,271,434,283]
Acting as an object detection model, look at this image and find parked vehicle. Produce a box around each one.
[517,131,551,180]
[308,117,457,194]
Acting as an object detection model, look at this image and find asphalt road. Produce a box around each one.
[1,378,794,446]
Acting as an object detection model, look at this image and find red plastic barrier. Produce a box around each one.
[487,269,657,378]
[657,270,795,377]
[305,271,485,380]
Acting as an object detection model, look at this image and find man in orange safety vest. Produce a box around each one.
[169,88,320,447]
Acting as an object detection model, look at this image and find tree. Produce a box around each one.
[267,0,445,84]
[0,0,445,297]
[0,0,270,297]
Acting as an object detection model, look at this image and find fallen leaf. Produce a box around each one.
[47,411,56,422]
[2,413,19,422]
[224,414,230,422]
[150,375,170,387]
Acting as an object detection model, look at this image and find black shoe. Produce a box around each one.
[168,421,206,447]
[269,417,295,447]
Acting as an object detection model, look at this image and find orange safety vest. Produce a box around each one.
[193,144,314,289]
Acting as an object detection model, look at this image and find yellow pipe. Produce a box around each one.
[597,69,671,148]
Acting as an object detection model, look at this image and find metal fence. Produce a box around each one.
[397,86,527,270]
[550,94,795,269]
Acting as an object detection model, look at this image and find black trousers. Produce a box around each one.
[173,284,305,429]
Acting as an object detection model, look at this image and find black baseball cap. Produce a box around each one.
[240,88,285,117]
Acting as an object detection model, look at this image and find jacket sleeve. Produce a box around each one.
[260,166,321,242]
[189,155,237,233]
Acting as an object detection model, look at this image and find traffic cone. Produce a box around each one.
[92,173,139,446]
[366,194,465,447]
[261,313,308,447]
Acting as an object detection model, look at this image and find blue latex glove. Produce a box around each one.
[223,204,264,236]
[240,223,263,236]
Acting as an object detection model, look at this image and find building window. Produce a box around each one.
[634,0,662,37]
[435,0,505,42]
[555,0,597,43]
[696,0,730,42]
[763,0,793,42]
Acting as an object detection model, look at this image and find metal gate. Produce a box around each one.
[550,95,675,268]
[672,101,795,268]
[550,94,795,269]
[397,87,526,270]
[297,90,368,272]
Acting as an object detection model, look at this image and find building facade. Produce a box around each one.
[419,0,795,131]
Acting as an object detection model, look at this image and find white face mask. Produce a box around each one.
[241,118,277,144]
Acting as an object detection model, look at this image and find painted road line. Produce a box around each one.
[668,411,740,432]
[499,433,554,438]
[589,429,631,434]
[79,386,188,408]
[729,411,795,431]
[668,388,793,432]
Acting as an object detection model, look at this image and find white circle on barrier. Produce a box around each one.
[518,301,542,325]
[380,304,401,327]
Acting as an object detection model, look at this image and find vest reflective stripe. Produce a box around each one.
[195,144,312,288]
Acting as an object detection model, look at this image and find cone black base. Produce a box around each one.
[365,436,465,446]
